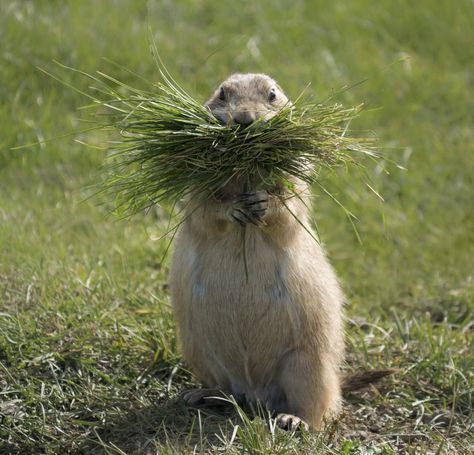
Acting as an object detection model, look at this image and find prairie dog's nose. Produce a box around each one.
[233,110,257,127]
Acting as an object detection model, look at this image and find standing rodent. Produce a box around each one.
[169,74,376,430]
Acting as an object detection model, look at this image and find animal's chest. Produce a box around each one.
[191,236,287,301]
[187,236,298,345]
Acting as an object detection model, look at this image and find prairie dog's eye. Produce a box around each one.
[269,87,277,102]
[219,86,226,101]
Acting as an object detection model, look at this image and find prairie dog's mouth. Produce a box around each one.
[210,109,275,128]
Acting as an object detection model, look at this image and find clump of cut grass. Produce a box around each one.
[50,61,379,218]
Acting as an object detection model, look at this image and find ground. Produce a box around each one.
[0,1,473,453]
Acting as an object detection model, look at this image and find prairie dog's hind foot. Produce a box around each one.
[276,413,309,431]
[181,388,230,408]
[228,191,268,226]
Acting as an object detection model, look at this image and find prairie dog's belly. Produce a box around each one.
[174,229,312,391]
[189,241,295,338]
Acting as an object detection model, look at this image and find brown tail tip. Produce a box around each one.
[341,368,398,394]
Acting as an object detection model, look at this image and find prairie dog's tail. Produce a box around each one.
[341,369,398,395]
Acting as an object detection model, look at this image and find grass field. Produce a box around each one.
[1,1,473,453]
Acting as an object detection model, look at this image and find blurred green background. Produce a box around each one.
[1,1,473,453]
[2,0,473,313]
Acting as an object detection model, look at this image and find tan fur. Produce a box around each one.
[169,74,345,429]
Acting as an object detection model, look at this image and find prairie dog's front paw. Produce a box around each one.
[228,191,269,226]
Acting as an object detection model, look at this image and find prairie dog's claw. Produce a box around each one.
[276,413,309,431]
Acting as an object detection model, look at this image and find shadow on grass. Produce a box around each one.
[74,383,400,454]
[78,395,239,454]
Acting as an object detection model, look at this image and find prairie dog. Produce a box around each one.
[169,74,345,430]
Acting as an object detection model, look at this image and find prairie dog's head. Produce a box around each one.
[205,73,290,127]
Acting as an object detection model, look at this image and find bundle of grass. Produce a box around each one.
[49,61,379,225]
